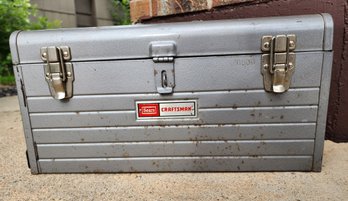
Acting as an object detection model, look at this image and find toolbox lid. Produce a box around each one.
[10,14,333,64]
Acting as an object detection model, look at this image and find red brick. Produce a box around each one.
[156,0,208,16]
[130,0,152,23]
[151,0,158,16]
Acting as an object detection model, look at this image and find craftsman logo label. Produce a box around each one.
[136,100,197,119]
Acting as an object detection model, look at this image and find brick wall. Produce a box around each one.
[130,0,348,142]
[130,0,255,22]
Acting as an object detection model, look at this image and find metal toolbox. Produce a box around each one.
[10,14,333,174]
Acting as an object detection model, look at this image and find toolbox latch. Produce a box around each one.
[41,46,74,100]
[150,41,176,94]
[261,35,296,93]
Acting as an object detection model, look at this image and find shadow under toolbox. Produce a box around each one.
[10,14,333,174]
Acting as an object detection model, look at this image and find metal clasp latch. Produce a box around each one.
[261,35,296,93]
[41,46,74,99]
[150,41,176,94]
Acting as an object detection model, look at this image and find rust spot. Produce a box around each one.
[232,104,237,109]
[250,113,255,117]
[80,138,85,142]
[280,115,284,119]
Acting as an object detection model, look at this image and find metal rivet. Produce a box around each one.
[63,51,69,57]
[263,64,269,69]
[263,42,270,49]
[289,41,295,48]
[66,72,72,77]
[42,52,47,58]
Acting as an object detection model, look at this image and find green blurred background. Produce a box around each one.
[0,0,130,85]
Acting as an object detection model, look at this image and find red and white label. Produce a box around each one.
[136,100,197,119]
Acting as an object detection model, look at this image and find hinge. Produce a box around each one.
[150,41,176,94]
[41,46,74,100]
[261,34,296,93]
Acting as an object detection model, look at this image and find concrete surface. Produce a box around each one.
[0,96,347,201]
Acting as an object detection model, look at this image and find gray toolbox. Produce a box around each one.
[10,14,333,174]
